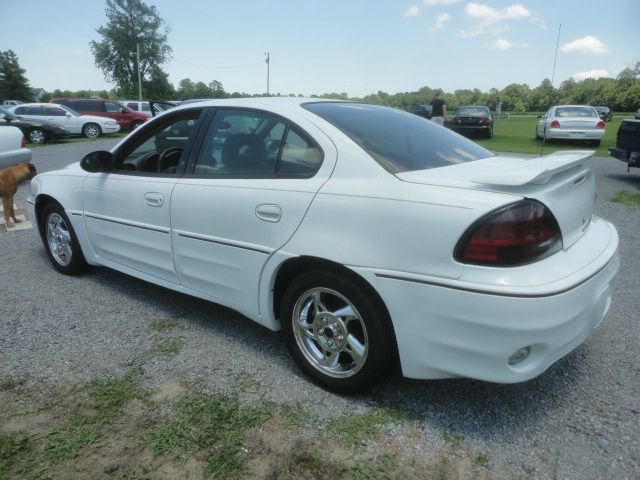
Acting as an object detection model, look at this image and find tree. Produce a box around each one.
[0,50,34,101]
[90,0,172,96]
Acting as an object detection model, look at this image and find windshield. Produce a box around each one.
[555,107,597,118]
[303,102,494,173]
[455,106,490,117]
[57,104,81,116]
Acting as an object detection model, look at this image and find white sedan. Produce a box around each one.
[27,98,619,392]
[9,103,120,138]
[536,105,605,146]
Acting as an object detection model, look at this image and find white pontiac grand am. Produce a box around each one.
[27,98,619,392]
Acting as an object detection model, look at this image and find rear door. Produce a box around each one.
[171,107,337,316]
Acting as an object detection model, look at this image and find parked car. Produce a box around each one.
[536,105,605,146]
[28,98,619,392]
[594,106,613,122]
[2,100,23,108]
[608,119,640,171]
[0,107,70,144]
[0,126,31,169]
[409,104,433,120]
[447,106,493,138]
[635,107,640,120]
[50,98,148,130]
[121,100,153,117]
[9,103,120,138]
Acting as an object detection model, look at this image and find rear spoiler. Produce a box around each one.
[471,151,594,186]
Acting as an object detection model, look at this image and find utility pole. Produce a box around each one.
[137,42,142,101]
[264,52,270,95]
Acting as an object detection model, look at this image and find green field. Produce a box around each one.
[474,116,623,157]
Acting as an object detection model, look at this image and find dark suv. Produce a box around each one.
[50,98,148,130]
[594,106,613,122]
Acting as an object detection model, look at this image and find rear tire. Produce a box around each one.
[82,123,101,139]
[40,203,88,275]
[131,120,144,130]
[281,270,395,393]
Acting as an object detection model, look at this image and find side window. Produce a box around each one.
[105,102,123,113]
[278,128,322,175]
[126,102,139,111]
[194,110,286,176]
[193,109,322,177]
[43,106,66,116]
[141,103,151,113]
[113,109,203,175]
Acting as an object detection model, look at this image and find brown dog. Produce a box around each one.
[0,163,37,228]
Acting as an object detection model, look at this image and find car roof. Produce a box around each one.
[165,97,346,115]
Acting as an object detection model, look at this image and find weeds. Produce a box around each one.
[611,190,640,206]
[149,338,184,358]
[148,318,180,332]
[327,408,411,448]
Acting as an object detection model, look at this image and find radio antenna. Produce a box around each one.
[540,23,562,157]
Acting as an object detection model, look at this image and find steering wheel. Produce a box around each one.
[157,147,183,173]
[138,151,160,172]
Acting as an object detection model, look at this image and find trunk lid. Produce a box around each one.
[396,151,596,249]
[554,118,599,130]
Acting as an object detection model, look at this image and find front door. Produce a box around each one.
[82,108,205,283]
[171,108,336,316]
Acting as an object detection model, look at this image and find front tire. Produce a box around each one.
[82,123,102,139]
[28,127,47,144]
[131,120,143,130]
[281,270,394,393]
[40,203,88,275]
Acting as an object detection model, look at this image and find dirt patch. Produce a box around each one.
[151,382,186,402]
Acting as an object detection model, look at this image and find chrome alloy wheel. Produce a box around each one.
[292,287,369,378]
[46,213,72,266]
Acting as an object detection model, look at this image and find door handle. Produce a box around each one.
[144,192,164,207]
[255,204,281,223]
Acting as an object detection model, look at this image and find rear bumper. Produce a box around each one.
[0,148,31,169]
[353,218,619,383]
[608,147,640,168]
[449,125,491,135]
[547,128,604,141]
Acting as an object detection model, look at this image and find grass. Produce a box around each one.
[148,318,180,332]
[149,337,184,358]
[143,392,274,478]
[611,190,640,206]
[473,116,621,157]
[0,370,148,478]
[442,431,464,448]
[326,407,413,448]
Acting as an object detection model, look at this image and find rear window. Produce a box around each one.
[456,106,490,117]
[303,102,493,173]
[555,107,597,118]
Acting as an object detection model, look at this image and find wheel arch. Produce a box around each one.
[34,194,60,240]
[271,255,401,370]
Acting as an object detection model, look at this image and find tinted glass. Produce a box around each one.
[456,106,490,117]
[43,106,66,116]
[278,128,322,175]
[195,110,285,175]
[304,102,493,173]
[105,102,123,113]
[126,102,139,111]
[555,107,597,118]
[16,106,41,115]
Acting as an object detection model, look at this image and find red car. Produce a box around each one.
[50,98,147,131]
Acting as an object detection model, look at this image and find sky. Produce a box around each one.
[0,0,638,98]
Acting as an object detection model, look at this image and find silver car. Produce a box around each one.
[536,105,605,146]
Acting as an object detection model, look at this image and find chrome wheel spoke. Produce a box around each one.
[319,351,340,369]
[332,304,355,320]
[346,334,366,365]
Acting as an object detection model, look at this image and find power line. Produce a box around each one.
[171,59,262,70]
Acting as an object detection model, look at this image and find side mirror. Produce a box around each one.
[65,112,72,117]
[121,108,127,113]
[80,151,114,172]
[537,115,542,119]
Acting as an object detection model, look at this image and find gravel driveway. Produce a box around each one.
[1,140,639,479]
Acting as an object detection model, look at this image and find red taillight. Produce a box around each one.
[21,135,27,148]
[596,120,605,129]
[550,120,560,128]
[454,200,563,266]
[480,117,491,125]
